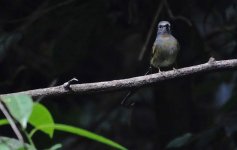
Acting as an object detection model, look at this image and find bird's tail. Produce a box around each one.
[121,66,152,108]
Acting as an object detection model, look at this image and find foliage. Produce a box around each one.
[0,94,127,150]
[0,136,35,150]
[1,94,33,129]
[28,103,54,138]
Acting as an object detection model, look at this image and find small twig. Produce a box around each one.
[63,78,79,90]
[0,59,237,99]
[121,66,153,108]
[121,91,136,108]
[23,130,36,149]
[0,101,24,144]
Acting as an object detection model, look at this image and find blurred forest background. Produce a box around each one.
[0,0,237,149]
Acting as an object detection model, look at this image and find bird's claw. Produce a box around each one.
[208,57,216,64]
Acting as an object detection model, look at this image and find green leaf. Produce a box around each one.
[30,124,127,150]
[28,103,54,138]
[166,133,192,149]
[0,143,10,150]
[0,119,9,126]
[1,94,33,129]
[0,136,35,150]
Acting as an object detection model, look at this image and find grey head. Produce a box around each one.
[157,21,171,35]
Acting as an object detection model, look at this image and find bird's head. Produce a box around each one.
[157,21,171,35]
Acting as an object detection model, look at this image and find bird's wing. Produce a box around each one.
[151,43,157,58]
[177,39,180,51]
[171,35,180,51]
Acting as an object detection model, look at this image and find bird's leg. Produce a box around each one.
[172,67,180,73]
[158,67,162,73]
[172,62,179,72]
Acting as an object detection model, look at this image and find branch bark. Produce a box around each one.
[1,58,237,98]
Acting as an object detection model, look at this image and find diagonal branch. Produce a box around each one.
[1,58,237,98]
[0,101,24,144]
[138,0,165,61]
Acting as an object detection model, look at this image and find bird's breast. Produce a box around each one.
[151,34,179,68]
[156,35,178,52]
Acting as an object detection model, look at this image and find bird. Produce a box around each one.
[150,21,179,72]
[121,21,179,107]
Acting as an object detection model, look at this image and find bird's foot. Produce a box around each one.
[158,68,162,73]
[208,57,216,64]
[173,67,180,72]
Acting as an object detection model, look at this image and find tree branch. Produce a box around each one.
[1,58,237,98]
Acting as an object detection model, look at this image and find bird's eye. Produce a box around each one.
[158,25,162,28]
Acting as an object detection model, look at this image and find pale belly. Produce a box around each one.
[150,36,179,68]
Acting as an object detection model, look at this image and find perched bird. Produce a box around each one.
[150,21,179,72]
[121,21,179,107]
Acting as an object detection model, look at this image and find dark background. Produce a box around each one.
[0,0,237,149]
